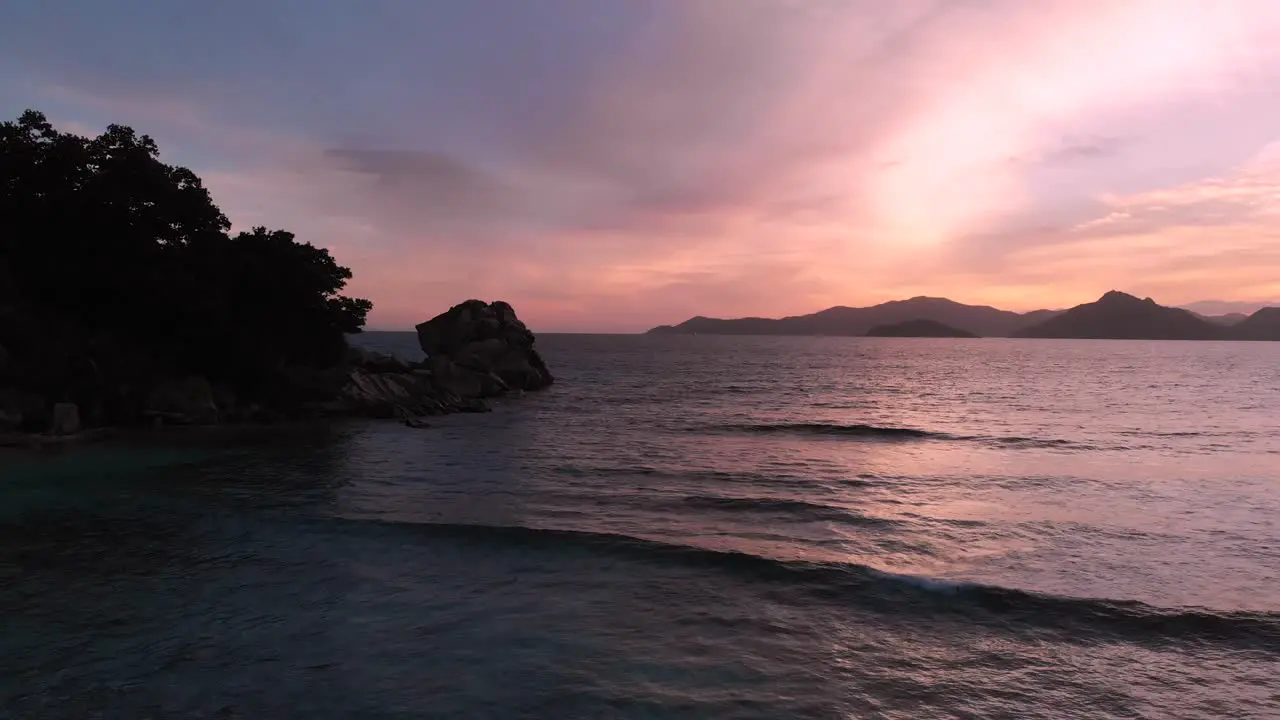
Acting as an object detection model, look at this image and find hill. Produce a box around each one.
[865,319,978,338]
[647,297,1058,337]
[1013,291,1227,340]
[1232,307,1280,341]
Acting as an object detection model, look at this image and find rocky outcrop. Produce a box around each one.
[332,301,553,421]
[0,300,552,443]
[416,300,553,391]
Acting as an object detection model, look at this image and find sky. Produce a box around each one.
[4,1,1280,331]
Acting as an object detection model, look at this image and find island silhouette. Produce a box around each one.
[649,292,1279,340]
[865,319,979,338]
[0,109,550,443]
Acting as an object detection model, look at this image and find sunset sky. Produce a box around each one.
[4,1,1280,331]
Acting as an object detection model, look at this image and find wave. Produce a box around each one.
[551,465,823,491]
[711,422,1095,450]
[721,422,938,439]
[1120,430,1205,438]
[330,516,1280,650]
[982,435,1083,449]
[677,495,899,527]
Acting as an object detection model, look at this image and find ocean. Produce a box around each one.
[2,333,1279,718]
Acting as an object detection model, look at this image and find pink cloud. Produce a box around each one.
[26,0,1280,330]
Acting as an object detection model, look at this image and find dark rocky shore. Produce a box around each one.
[335,299,553,424]
[0,299,552,446]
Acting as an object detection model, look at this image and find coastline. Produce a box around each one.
[1,299,554,451]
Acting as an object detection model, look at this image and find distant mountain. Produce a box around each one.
[1233,307,1280,341]
[1198,312,1249,326]
[865,319,978,338]
[1180,299,1280,316]
[1013,291,1228,340]
[647,297,1058,337]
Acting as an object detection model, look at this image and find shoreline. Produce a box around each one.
[0,418,360,457]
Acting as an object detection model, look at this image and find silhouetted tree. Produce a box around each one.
[0,109,372,418]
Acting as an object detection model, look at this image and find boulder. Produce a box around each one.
[0,391,21,431]
[456,398,491,413]
[0,390,49,434]
[415,300,553,391]
[346,346,413,374]
[145,376,220,425]
[50,402,80,436]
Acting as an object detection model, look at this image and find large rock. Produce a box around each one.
[415,300,553,391]
[50,402,80,436]
[0,389,22,431]
[0,389,48,433]
[322,300,555,423]
[426,355,507,399]
[145,376,220,425]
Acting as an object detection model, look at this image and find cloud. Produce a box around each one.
[7,0,1280,329]
[1076,145,1280,236]
[951,143,1280,308]
[321,148,524,231]
[1035,135,1129,164]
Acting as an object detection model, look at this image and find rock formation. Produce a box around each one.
[0,300,553,442]
[329,300,556,420]
[338,300,553,423]
[416,300,554,392]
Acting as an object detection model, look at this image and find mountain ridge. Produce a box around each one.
[1013,291,1226,340]
[648,292,1277,340]
[647,296,1061,337]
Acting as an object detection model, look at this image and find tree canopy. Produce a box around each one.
[0,109,372,418]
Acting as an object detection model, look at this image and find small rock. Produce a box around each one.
[457,399,491,413]
[50,402,80,436]
[347,346,412,374]
[403,417,431,429]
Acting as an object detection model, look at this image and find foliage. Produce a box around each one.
[0,109,372,408]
